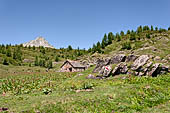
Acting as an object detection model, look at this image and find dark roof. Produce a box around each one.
[61,60,85,68]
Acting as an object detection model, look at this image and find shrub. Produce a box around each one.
[42,88,52,95]
[146,33,151,39]
[3,58,9,65]
[121,42,132,50]
[168,27,170,30]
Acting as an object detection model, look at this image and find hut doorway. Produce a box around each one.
[69,67,72,72]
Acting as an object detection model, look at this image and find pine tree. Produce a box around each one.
[108,32,113,45]
[55,56,59,62]
[92,44,97,53]
[1,47,6,54]
[3,58,9,65]
[96,41,101,53]
[35,56,39,66]
[146,33,151,39]
[143,26,150,31]
[13,49,17,60]
[39,59,46,67]
[88,48,92,53]
[155,27,158,31]
[47,60,53,69]
[68,45,73,51]
[120,31,124,36]
[151,25,154,31]
[116,33,121,41]
[16,47,22,61]
[33,46,35,50]
[40,47,45,54]
[6,48,12,57]
[168,27,170,30]
[101,34,108,48]
[137,26,143,33]
[28,45,31,49]
[130,30,136,41]
[127,30,131,34]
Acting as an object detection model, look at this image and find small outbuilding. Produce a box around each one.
[60,60,86,72]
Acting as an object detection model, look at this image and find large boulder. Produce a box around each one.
[160,65,169,74]
[109,54,126,64]
[99,65,112,77]
[126,54,138,62]
[92,58,110,73]
[148,63,161,77]
[131,55,149,71]
[112,63,128,76]
[135,62,153,76]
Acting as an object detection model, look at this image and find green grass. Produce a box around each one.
[0,65,170,113]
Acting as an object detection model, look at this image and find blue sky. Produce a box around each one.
[0,0,170,49]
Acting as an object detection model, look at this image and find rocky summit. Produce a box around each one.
[23,37,54,48]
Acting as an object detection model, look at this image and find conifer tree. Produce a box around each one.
[6,48,12,57]
[168,27,170,30]
[39,59,46,67]
[13,49,17,60]
[88,48,92,53]
[28,45,31,49]
[68,45,73,51]
[33,46,35,50]
[16,47,22,61]
[96,41,101,53]
[130,30,136,41]
[143,25,150,31]
[47,60,53,69]
[108,32,113,45]
[101,34,108,48]
[3,58,8,65]
[116,33,121,41]
[92,44,97,53]
[151,25,154,31]
[35,56,39,66]
[127,30,131,34]
[155,27,158,31]
[55,56,59,62]
[120,31,124,36]
[137,26,143,33]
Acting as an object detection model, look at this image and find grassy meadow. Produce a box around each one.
[0,64,170,113]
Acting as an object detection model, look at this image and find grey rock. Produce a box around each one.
[131,55,149,71]
[112,63,128,76]
[126,54,138,62]
[86,74,96,79]
[154,56,161,61]
[92,58,110,73]
[160,65,169,74]
[146,62,153,68]
[99,65,112,77]
[110,54,126,64]
[148,63,161,77]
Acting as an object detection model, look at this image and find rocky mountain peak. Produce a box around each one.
[35,37,45,41]
[23,36,54,48]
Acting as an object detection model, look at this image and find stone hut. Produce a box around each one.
[60,60,86,72]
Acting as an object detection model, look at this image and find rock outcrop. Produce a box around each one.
[112,63,128,76]
[99,65,112,77]
[131,55,149,71]
[92,58,110,73]
[93,54,169,77]
[109,54,126,64]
